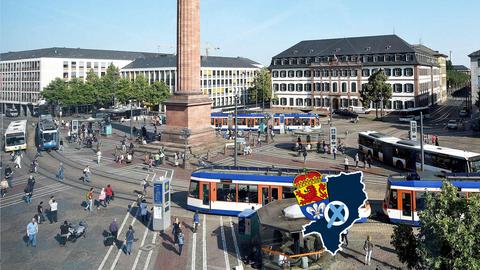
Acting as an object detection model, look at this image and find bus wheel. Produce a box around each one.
[396,161,404,169]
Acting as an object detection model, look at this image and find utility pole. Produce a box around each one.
[130,100,133,139]
[234,94,238,167]
[0,111,3,180]
[420,112,424,171]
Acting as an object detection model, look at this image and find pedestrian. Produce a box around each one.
[26,218,38,247]
[97,150,102,164]
[60,220,71,246]
[270,129,275,143]
[341,230,349,247]
[344,157,349,172]
[121,141,126,152]
[83,166,91,183]
[367,154,372,169]
[49,199,58,223]
[1,177,9,197]
[24,182,33,204]
[354,153,359,168]
[154,152,160,167]
[36,144,43,158]
[172,217,180,244]
[159,150,165,165]
[174,152,179,167]
[435,136,439,146]
[177,229,185,256]
[323,144,328,154]
[431,135,436,145]
[85,188,93,212]
[59,139,64,152]
[140,199,148,224]
[124,225,135,255]
[257,135,261,147]
[362,154,366,169]
[193,210,200,233]
[97,188,106,210]
[142,178,149,195]
[332,146,337,160]
[14,154,21,168]
[109,218,119,242]
[302,148,308,163]
[363,235,374,265]
[105,185,113,205]
[37,201,45,224]
[57,163,64,181]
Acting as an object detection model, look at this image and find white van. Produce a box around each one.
[348,106,367,114]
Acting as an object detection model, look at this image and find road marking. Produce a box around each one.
[219,216,230,270]
[110,206,141,270]
[98,201,138,270]
[191,228,197,270]
[132,215,153,270]
[0,182,64,201]
[143,233,157,270]
[202,214,207,270]
[0,184,71,208]
[229,217,243,270]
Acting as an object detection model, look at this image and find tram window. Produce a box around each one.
[211,119,215,125]
[415,191,426,211]
[189,181,200,199]
[238,118,246,125]
[282,186,295,199]
[389,190,398,209]
[272,188,279,201]
[238,185,258,203]
[217,183,236,202]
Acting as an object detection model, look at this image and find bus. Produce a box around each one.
[36,114,59,151]
[382,172,480,226]
[4,120,27,152]
[211,113,321,133]
[358,131,480,173]
[187,166,371,221]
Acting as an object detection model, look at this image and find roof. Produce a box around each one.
[256,198,310,233]
[452,65,470,71]
[273,35,415,59]
[122,54,261,69]
[0,47,160,61]
[469,50,480,58]
[6,120,27,134]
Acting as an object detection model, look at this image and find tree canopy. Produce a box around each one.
[247,68,272,105]
[391,181,480,269]
[41,64,171,110]
[360,69,392,119]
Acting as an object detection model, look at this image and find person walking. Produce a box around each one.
[354,153,359,168]
[367,154,372,169]
[193,210,200,233]
[435,136,439,146]
[26,218,38,247]
[1,177,9,197]
[24,180,34,204]
[97,188,106,210]
[332,146,337,160]
[105,185,113,205]
[97,150,102,164]
[172,217,180,244]
[140,199,148,224]
[124,225,135,255]
[85,188,93,212]
[49,199,58,223]
[59,139,64,152]
[109,218,119,242]
[57,163,65,181]
[177,229,185,256]
[302,148,308,163]
[344,157,349,172]
[37,201,45,224]
[174,152,179,167]
[159,150,165,165]
[83,166,91,183]
[362,154,366,169]
[154,152,160,167]
[14,153,22,168]
[341,230,349,247]
[363,235,374,265]
[141,178,149,195]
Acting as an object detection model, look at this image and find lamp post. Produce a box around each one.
[234,94,238,167]
[129,100,133,139]
[180,128,191,169]
[0,111,3,180]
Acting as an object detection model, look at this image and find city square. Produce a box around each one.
[1,1,480,270]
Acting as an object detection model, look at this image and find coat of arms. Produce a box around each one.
[293,171,329,220]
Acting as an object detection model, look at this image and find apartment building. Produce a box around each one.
[469,50,480,106]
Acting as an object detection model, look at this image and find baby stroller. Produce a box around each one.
[68,220,88,242]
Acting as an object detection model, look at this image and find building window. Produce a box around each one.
[272,71,279,78]
[304,70,311,77]
[362,69,370,77]
[323,83,330,92]
[63,72,68,79]
[393,68,402,76]
[394,100,403,110]
[296,98,303,106]
[404,84,414,93]
[296,70,303,77]
[289,98,294,106]
[341,82,347,92]
[405,101,414,109]
[280,84,287,91]
[305,83,312,92]
[332,82,338,92]
[280,98,287,105]
[393,84,402,93]
[377,55,385,62]
[384,68,391,76]
[315,83,321,91]
[288,84,294,91]
[404,68,413,76]
[63,61,68,68]
[296,83,303,91]
[71,61,77,68]
[280,71,286,78]
[273,84,279,91]
[351,82,357,93]
[288,70,295,78]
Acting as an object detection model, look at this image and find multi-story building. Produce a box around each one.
[469,50,480,107]
[120,54,262,108]
[0,47,158,114]
[269,35,446,112]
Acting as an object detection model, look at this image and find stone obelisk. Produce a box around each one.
[161,0,215,146]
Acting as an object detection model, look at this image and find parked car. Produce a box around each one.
[447,119,458,129]
[333,109,358,118]
[459,109,469,117]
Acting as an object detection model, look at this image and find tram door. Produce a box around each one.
[261,186,280,206]
[262,187,269,206]
[202,183,210,207]
[271,187,279,202]
[399,191,413,221]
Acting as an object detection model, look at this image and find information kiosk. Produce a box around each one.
[153,176,171,231]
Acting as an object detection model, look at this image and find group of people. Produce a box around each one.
[84,185,114,212]
[144,149,166,168]
[25,196,58,247]
[115,139,134,164]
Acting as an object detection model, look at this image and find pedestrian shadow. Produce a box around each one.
[376,244,396,254]
[161,241,178,255]
[171,191,187,209]
[336,248,364,264]
[159,231,174,244]
[341,245,401,269]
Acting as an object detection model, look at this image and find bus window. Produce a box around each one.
[216,183,236,202]
[238,185,258,203]
[189,180,200,199]
[389,190,398,209]
[470,159,480,172]
[282,186,295,199]
[415,191,426,211]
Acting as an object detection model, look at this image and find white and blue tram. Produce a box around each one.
[383,172,480,226]
[35,114,59,151]
[187,166,371,221]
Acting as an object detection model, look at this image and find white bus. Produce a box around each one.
[358,131,480,173]
[4,120,28,152]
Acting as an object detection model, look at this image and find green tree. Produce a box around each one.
[147,80,171,111]
[446,60,470,88]
[360,69,392,119]
[99,64,120,106]
[391,224,419,269]
[116,78,133,104]
[85,69,101,106]
[41,78,68,105]
[248,68,272,106]
[131,75,150,101]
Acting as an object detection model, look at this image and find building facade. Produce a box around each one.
[120,55,261,108]
[269,35,446,112]
[469,50,480,107]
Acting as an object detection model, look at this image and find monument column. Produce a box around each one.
[161,0,215,146]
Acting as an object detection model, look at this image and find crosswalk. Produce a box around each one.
[0,181,71,209]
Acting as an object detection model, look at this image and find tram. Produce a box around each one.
[187,166,371,221]
[211,113,321,133]
[35,114,59,150]
[382,172,480,226]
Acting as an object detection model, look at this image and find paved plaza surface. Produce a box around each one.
[1,98,479,270]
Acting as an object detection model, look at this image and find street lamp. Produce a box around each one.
[180,128,191,169]
[234,94,238,167]
[129,100,133,139]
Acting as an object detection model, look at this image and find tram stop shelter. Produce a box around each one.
[255,198,331,269]
[291,127,325,152]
